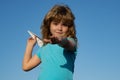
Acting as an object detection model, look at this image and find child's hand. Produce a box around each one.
[50,36,62,44]
[27,36,37,47]
[43,38,52,43]
[43,36,62,44]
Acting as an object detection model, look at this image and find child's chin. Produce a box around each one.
[54,34,66,38]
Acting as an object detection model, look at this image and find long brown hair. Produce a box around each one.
[40,4,77,44]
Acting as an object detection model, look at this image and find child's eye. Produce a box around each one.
[53,22,58,25]
[62,23,68,27]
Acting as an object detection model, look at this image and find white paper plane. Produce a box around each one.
[27,30,43,47]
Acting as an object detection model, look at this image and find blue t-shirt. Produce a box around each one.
[36,38,77,80]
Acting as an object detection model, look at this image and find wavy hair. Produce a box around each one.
[40,4,77,44]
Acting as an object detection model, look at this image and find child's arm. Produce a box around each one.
[22,37,41,71]
[44,37,77,51]
[58,37,77,51]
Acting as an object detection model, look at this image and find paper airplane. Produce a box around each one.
[27,30,43,47]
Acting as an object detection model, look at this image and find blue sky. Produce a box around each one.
[0,0,120,80]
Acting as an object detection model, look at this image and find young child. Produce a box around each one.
[22,4,78,80]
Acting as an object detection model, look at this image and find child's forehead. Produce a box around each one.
[51,18,72,27]
[49,11,73,26]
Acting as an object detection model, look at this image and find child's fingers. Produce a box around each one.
[51,37,61,44]
[48,36,62,44]
[28,37,37,43]
[43,39,52,43]
[27,37,37,46]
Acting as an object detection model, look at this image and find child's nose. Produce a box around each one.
[58,24,62,30]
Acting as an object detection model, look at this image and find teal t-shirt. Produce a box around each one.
[36,38,77,80]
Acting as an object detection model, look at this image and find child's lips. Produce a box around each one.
[56,32,63,34]
[54,32,65,37]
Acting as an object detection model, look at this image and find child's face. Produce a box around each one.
[50,21,69,38]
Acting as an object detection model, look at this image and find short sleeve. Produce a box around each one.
[36,48,42,59]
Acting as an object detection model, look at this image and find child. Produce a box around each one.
[22,4,78,80]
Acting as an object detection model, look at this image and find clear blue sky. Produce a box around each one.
[0,0,120,80]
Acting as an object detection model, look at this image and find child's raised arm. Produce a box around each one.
[22,37,41,71]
